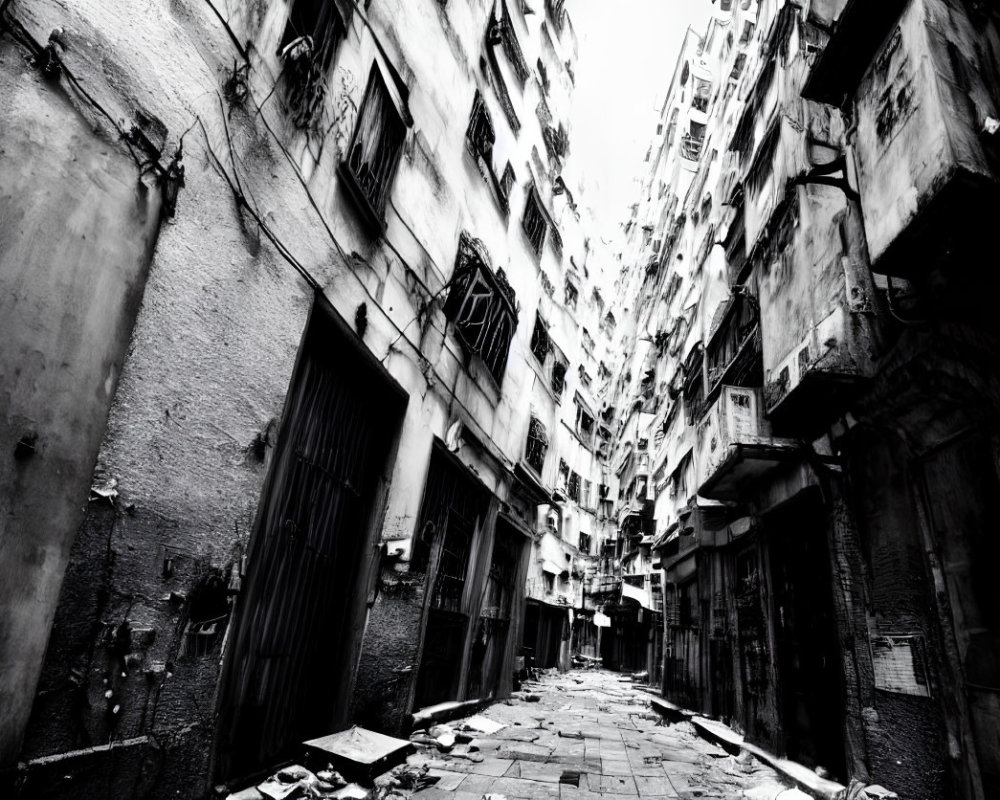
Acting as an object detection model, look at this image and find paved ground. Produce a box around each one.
[404,670,809,800]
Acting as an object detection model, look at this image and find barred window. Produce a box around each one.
[341,65,407,232]
[443,234,519,385]
[568,471,581,503]
[525,416,548,475]
[522,190,547,255]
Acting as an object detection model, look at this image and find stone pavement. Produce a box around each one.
[404,669,811,800]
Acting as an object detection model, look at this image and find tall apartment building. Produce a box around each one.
[0,0,619,796]
[610,1,1000,798]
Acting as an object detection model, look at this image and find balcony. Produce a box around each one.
[695,386,800,501]
[757,192,877,436]
[705,291,762,398]
[803,0,1000,280]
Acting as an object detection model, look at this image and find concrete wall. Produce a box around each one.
[0,38,163,766]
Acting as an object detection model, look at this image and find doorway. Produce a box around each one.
[215,306,405,782]
[412,445,491,709]
[920,432,1000,799]
[766,491,847,780]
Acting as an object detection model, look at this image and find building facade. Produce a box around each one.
[0,0,617,796]
[604,1,1000,798]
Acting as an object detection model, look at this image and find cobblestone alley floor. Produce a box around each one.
[404,669,810,800]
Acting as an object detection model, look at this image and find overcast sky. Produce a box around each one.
[570,1,711,241]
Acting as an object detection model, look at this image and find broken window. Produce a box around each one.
[564,281,578,311]
[443,234,519,385]
[525,416,549,475]
[278,0,347,129]
[522,189,548,255]
[341,64,407,232]
[551,359,567,399]
[466,90,495,164]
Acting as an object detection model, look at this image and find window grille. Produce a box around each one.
[525,416,548,474]
[522,190,547,255]
[466,90,495,163]
[443,234,519,384]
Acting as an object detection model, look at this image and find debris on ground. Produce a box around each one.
[253,763,348,799]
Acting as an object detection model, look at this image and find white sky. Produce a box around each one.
[570,1,711,241]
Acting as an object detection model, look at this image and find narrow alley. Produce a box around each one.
[235,670,827,800]
[3,0,1000,798]
[402,670,812,800]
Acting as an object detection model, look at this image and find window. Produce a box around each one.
[551,359,567,399]
[522,189,547,255]
[579,532,592,554]
[540,271,555,299]
[525,416,548,475]
[683,346,705,425]
[739,21,755,45]
[558,459,570,493]
[592,288,605,315]
[499,162,516,207]
[443,234,519,385]
[575,398,595,448]
[564,281,578,311]
[278,0,346,129]
[496,1,529,83]
[582,328,595,354]
[530,313,551,364]
[466,90,495,164]
[341,65,407,232]
[568,471,581,503]
[578,365,592,389]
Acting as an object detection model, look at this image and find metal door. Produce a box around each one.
[215,312,402,781]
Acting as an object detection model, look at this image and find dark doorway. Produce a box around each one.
[412,445,490,709]
[467,520,524,700]
[920,432,1000,800]
[766,491,847,781]
[215,305,405,782]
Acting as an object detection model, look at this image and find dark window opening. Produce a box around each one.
[443,234,519,385]
[525,416,549,475]
[568,471,581,503]
[531,313,551,364]
[575,401,595,448]
[500,162,516,207]
[523,189,548,255]
[467,90,495,164]
[579,532,592,554]
[683,345,705,425]
[340,65,407,232]
[497,1,530,83]
[582,328,594,354]
[279,0,347,129]
[551,359,567,399]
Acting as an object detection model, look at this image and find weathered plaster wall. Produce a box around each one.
[0,39,163,767]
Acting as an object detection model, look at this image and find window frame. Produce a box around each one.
[338,64,408,234]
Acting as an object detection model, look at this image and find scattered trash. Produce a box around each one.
[458,714,505,735]
[255,763,347,799]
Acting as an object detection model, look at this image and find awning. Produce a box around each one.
[541,560,563,576]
